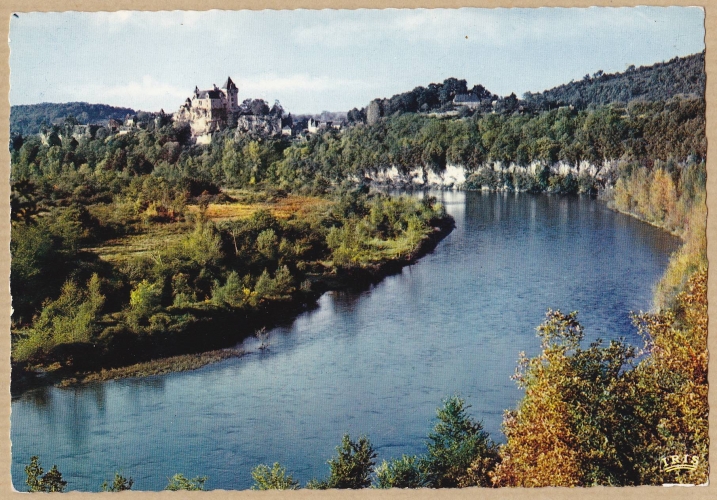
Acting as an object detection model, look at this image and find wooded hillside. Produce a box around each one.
[11,102,137,136]
[523,51,704,110]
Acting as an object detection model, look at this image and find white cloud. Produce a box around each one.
[238,74,376,94]
[65,76,188,111]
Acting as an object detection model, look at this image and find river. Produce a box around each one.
[10,192,679,491]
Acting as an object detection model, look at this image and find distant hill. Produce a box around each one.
[352,52,705,123]
[10,102,137,136]
[523,51,705,110]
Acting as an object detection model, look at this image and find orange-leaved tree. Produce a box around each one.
[492,310,637,486]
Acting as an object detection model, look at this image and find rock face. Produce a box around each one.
[69,124,102,141]
[235,115,282,137]
[362,165,468,189]
[40,124,103,146]
[358,160,617,190]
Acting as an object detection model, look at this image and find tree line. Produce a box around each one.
[284,97,704,193]
[10,102,137,137]
[347,52,703,123]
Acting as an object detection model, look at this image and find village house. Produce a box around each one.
[452,94,481,109]
[307,118,320,133]
[107,119,122,133]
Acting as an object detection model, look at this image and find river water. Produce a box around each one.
[10,192,679,491]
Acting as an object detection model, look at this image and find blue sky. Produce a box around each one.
[9,7,705,114]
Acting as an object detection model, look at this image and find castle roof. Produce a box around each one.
[222,77,236,90]
[196,89,224,99]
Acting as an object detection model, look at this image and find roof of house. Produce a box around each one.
[222,77,237,90]
[453,94,481,103]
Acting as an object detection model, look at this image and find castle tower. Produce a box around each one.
[222,77,238,111]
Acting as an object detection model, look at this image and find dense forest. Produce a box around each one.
[10,102,137,137]
[11,50,707,488]
[348,52,704,122]
[523,51,705,110]
[294,97,704,193]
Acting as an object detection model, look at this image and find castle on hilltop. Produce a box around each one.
[174,77,240,137]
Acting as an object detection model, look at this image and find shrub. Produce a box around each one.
[129,279,162,322]
[374,455,426,488]
[211,271,245,308]
[13,274,105,362]
[101,472,134,492]
[252,266,294,303]
[171,273,196,307]
[165,473,207,491]
[256,228,278,261]
[251,463,299,490]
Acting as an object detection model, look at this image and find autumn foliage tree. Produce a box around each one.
[493,265,707,487]
[625,268,708,484]
[492,310,637,486]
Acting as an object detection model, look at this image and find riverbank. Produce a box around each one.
[11,212,454,394]
[57,348,246,387]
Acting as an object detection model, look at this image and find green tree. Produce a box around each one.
[25,456,67,493]
[101,472,134,491]
[251,463,299,490]
[308,434,377,489]
[13,274,105,363]
[211,271,245,308]
[129,279,162,320]
[256,228,278,260]
[422,395,498,487]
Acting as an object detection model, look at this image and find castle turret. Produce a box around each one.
[222,77,239,111]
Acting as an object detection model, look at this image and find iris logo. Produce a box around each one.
[660,454,700,473]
